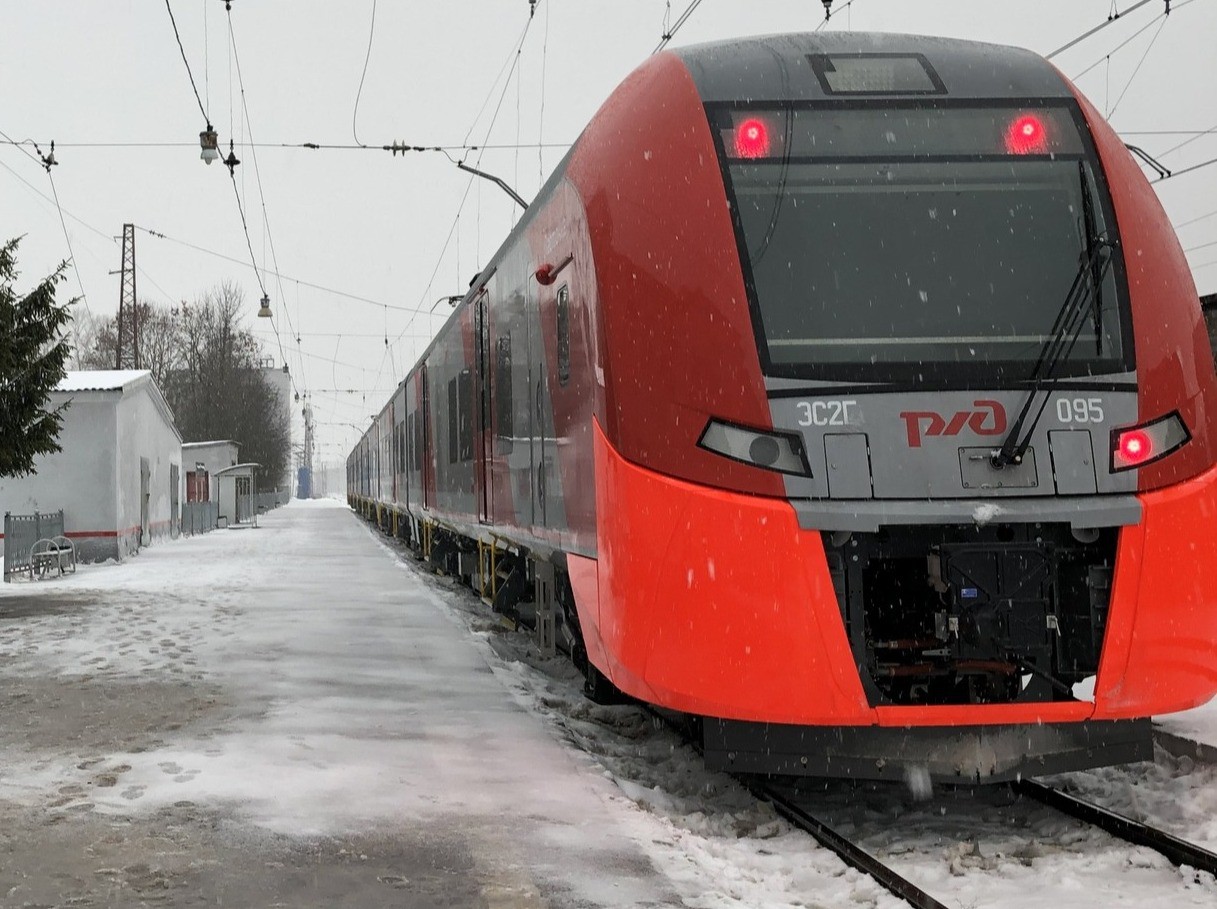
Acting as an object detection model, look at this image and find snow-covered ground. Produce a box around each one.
[1,500,1215,907]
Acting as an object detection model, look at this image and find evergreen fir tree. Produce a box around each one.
[0,237,73,477]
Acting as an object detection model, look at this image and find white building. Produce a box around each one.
[0,370,182,562]
[261,363,293,496]
[182,440,240,502]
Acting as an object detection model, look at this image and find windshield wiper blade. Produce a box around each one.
[992,166,1114,470]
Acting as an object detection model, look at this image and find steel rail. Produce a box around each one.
[1013,778,1217,875]
[743,779,952,909]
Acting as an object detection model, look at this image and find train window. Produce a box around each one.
[496,335,514,442]
[809,53,945,96]
[556,286,571,387]
[458,369,473,462]
[717,104,1128,381]
[447,378,458,465]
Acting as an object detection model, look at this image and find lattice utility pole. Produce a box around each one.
[115,223,139,369]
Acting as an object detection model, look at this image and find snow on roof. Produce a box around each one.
[182,440,240,449]
[56,369,151,393]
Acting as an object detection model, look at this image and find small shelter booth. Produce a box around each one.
[215,463,262,528]
[0,370,182,562]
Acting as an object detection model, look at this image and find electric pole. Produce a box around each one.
[115,223,139,369]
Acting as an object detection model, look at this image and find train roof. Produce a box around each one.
[673,32,1071,103]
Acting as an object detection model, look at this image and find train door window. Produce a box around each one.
[412,411,423,471]
[447,378,458,464]
[458,368,474,461]
[556,285,570,387]
[496,334,513,444]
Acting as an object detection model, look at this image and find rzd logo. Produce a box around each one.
[898,400,1007,448]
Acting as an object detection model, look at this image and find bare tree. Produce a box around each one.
[77,282,290,490]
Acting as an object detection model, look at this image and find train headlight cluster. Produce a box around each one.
[698,419,812,477]
[1110,412,1190,471]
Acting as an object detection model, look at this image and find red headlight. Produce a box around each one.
[1005,114,1049,155]
[1110,413,1190,472]
[734,117,772,159]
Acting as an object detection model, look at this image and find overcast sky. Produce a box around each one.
[3,0,1215,464]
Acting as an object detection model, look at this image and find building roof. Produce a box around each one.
[53,369,181,443]
[56,370,151,393]
[183,440,240,450]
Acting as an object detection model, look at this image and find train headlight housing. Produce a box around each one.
[698,419,811,477]
[1110,411,1190,471]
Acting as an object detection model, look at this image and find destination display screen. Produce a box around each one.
[809,53,945,95]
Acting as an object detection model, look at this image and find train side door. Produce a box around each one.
[477,293,492,524]
[421,364,432,510]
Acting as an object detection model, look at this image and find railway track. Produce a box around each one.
[744,775,1217,909]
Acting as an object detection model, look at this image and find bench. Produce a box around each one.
[29,536,76,579]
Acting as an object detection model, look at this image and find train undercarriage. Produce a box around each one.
[352,496,1152,783]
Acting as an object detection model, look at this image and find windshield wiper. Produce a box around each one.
[991,164,1114,470]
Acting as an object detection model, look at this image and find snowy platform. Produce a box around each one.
[2,500,1216,908]
[0,500,683,907]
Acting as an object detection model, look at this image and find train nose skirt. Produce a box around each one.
[701,718,1153,784]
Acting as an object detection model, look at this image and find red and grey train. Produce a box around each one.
[349,33,1217,782]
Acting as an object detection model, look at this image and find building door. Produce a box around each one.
[139,457,151,547]
[169,464,180,538]
[236,476,251,522]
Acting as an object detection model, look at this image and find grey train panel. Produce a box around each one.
[771,388,1138,504]
[676,32,1075,104]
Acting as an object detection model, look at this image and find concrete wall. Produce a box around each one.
[0,394,119,562]
[115,386,183,559]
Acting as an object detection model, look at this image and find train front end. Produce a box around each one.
[567,34,1217,782]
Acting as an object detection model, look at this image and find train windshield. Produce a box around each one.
[716,106,1128,381]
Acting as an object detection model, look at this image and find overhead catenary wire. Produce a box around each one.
[0,138,572,152]
[384,3,542,367]
[1106,14,1168,117]
[351,0,378,148]
[163,0,210,124]
[816,0,863,31]
[1046,0,1155,59]
[654,0,707,53]
[1069,0,1203,82]
[0,127,92,318]
[226,6,307,396]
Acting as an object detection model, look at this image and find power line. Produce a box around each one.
[226,6,307,395]
[1156,120,1217,158]
[1175,208,1217,230]
[1046,0,1155,59]
[1156,154,1217,182]
[163,0,210,125]
[134,225,436,314]
[1070,0,1204,81]
[0,139,571,151]
[654,0,707,53]
[816,0,864,32]
[1106,14,1168,117]
[352,0,378,148]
